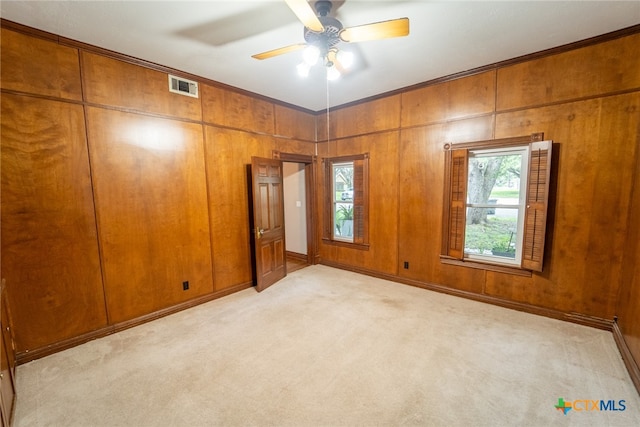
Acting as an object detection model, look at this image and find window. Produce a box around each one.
[323,154,369,248]
[441,133,552,272]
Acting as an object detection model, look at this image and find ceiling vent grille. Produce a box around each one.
[168,74,198,98]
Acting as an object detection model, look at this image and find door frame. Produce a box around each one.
[273,151,318,265]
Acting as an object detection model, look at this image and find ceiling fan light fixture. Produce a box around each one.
[326,65,340,81]
[302,45,320,66]
[254,0,410,82]
[297,62,311,77]
[337,50,354,69]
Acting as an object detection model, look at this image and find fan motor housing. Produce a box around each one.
[304,16,343,50]
[315,0,333,17]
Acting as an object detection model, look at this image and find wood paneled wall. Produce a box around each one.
[2,20,640,384]
[86,108,213,323]
[318,32,640,329]
[1,94,107,351]
[0,28,82,100]
[617,128,640,389]
[82,53,202,121]
[0,26,315,357]
[491,95,638,316]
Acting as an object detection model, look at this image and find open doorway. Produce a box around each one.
[274,151,316,272]
[283,162,308,273]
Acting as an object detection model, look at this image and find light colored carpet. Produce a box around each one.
[14,265,640,426]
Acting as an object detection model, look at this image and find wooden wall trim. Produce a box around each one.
[273,151,318,265]
[320,260,613,331]
[613,322,640,395]
[0,88,85,106]
[316,127,404,144]
[15,281,253,364]
[285,251,308,262]
[273,151,315,163]
[0,18,58,42]
[494,87,640,115]
[439,257,533,277]
[0,18,316,116]
[322,24,640,114]
[316,127,401,144]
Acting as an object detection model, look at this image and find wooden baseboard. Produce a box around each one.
[320,260,613,331]
[612,322,640,395]
[286,251,308,262]
[15,281,253,364]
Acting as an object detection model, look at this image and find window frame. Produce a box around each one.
[464,145,529,267]
[323,153,370,250]
[440,133,552,274]
[331,160,355,243]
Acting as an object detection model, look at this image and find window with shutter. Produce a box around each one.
[441,134,552,273]
[323,154,370,249]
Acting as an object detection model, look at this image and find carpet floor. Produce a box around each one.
[14,265,640,426]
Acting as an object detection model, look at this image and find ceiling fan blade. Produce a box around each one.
[340,17,409,43]
[285,0,324,32]
[252,43,307,60]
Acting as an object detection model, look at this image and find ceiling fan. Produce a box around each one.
[252,0,409,79]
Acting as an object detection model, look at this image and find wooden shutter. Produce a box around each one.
[522,140,552,271]
[445,149,468,259]
[352,156,369,245]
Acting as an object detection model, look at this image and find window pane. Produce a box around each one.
[332,162,354,241]
[333,163,354,202]
[464,207,518,258]
[334,202,354,240]
[467,153,522,205]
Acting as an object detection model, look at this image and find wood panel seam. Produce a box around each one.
[395,129,402,276]
[492,68,498,139]
[0,89,317,143]
[317,86,640,141]
[201,118,217,293]
[320,111,498,141]
[79,50,112,325]
[494,87,640,115]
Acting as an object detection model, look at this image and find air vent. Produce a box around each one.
[168,74,198,98]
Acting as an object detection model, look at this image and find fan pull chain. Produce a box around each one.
[326,73,330,146]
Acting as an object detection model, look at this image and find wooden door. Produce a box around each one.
[251,157,286,292]
[0,281,15,427]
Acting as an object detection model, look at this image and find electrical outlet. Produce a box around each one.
[182,281,189,291]
[403,261,409,269]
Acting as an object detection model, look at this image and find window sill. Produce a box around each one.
[439,256,532,277]
[322,238,370,251]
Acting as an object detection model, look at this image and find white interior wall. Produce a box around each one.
[283,162,307,255]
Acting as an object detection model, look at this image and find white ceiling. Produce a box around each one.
[1,1,639,112]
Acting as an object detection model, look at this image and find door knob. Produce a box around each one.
[256,228,265,239]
